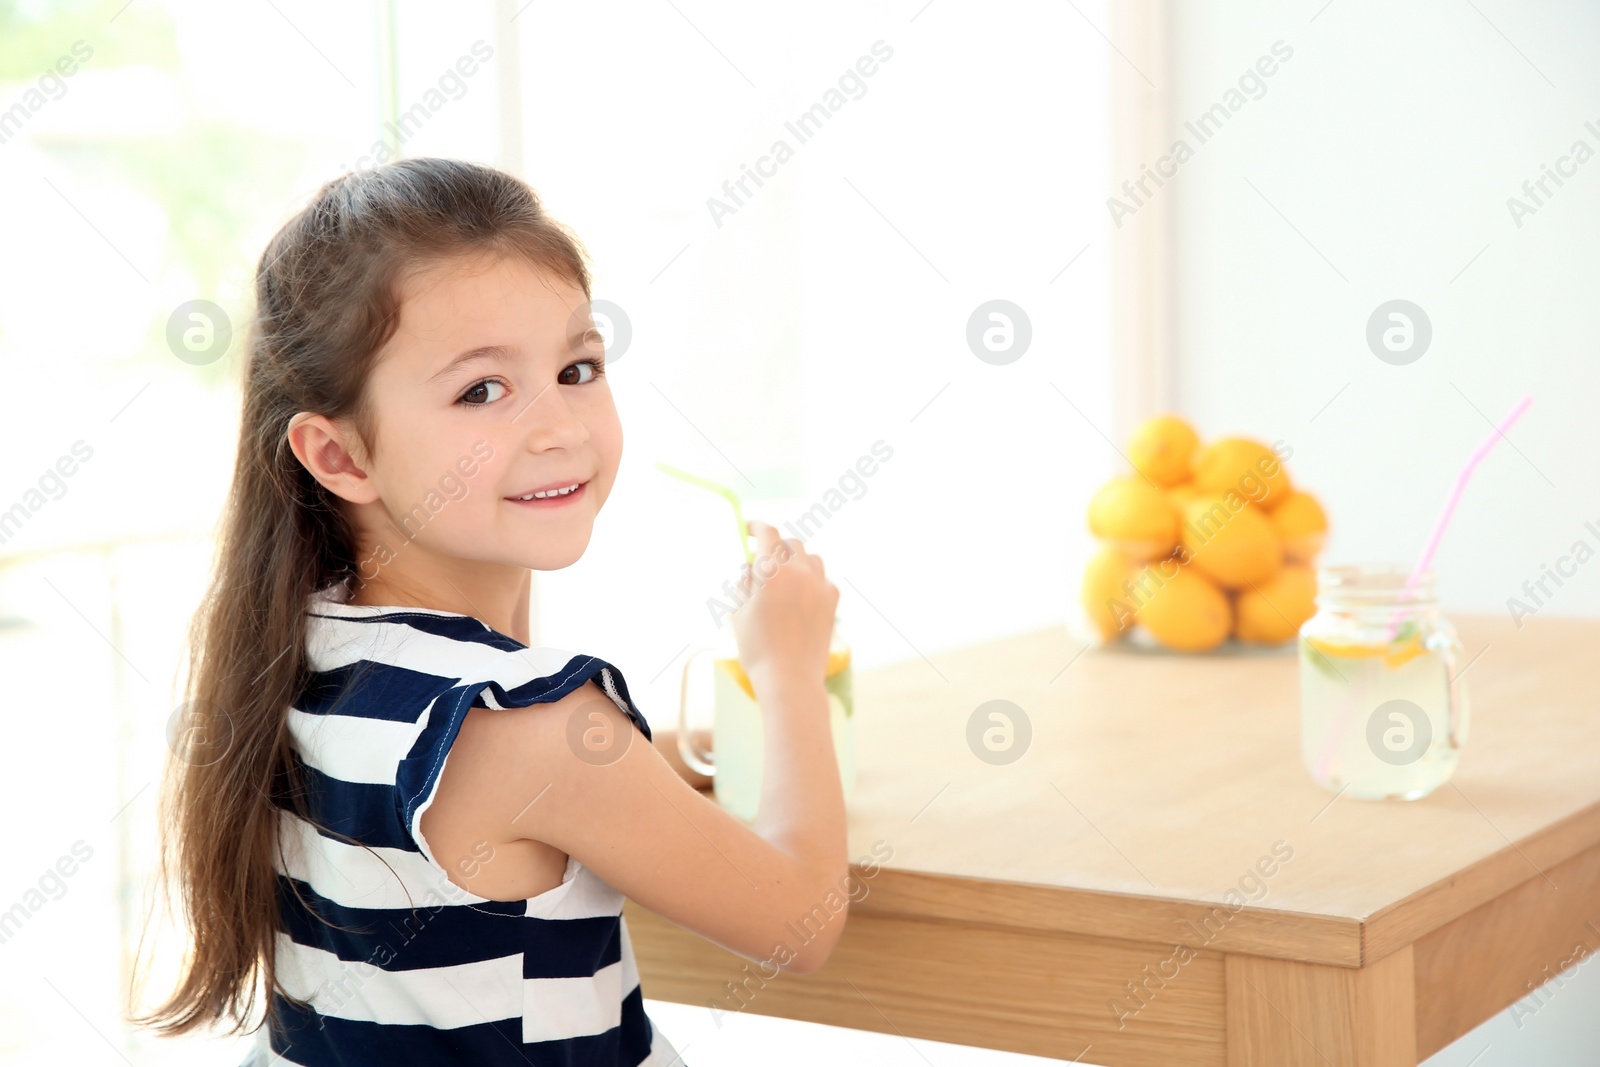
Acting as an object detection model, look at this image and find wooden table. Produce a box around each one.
[625,613,1600,1066]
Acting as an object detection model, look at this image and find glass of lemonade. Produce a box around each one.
[1299,565,1469,801]
[677,619,855,823]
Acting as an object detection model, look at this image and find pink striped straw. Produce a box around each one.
[1314,393,1533,785]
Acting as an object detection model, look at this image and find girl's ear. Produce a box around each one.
[286,413,381,505]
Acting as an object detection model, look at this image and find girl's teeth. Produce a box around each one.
[518,484,579,500]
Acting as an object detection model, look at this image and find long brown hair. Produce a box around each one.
[131,158,593,1037]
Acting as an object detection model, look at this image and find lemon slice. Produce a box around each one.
[1380,633,1426,669]
[826,648,851,679]
[716,649,854,712]
[1301,628,1426,670]
[1301,636,1384,660]
[716,657,756,701]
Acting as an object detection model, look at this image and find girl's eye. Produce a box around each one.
[457,378,508,406]
[559,357,607,387]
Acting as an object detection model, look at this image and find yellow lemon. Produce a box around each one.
[1234,564,1318,644]
[1192,437,1292,510]
[1270,490,1328,563]
[1166,481,1206,513]
[1088,477,1179,560]
[1133,561,1231,653]
[1179,493,1283,589]
[1081,545,1140,641]
[1128,414,1199,487]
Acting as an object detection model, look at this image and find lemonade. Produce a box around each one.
[1298,566,1467,801]
[678,627,856,824]
[708,649,855,823]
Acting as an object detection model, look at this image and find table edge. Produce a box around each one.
[847,797,1600,969]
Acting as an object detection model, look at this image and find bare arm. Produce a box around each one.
[422,521,848,972]
[652,725,713,791]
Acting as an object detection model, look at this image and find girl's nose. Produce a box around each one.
[513,380,589,450]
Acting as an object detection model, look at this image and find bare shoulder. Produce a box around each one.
[420,679,615,867]
[425,675,851,973]
[461,678,628,818]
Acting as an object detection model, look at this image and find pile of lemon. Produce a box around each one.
[1080,415,1328,653]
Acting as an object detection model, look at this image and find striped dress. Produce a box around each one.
[246,583,683,1066]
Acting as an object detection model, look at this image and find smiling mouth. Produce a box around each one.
[505,481,588,506]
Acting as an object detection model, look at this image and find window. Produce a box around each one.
[0,2,384,1062]
[0,2,1113,1061]
[510,1,1114,719]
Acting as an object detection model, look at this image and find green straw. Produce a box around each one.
[655,461,754,565]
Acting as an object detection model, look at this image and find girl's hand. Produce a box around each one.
[728,520,839,693]
[420,522,849,979]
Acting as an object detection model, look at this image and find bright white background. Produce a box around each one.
[1168,0,1600,621]
[0,0,1593,1064]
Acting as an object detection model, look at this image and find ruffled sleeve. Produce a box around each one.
[394,635,653,868]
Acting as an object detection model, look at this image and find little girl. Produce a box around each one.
[133,157,846,1066]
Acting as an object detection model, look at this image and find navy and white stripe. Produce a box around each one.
[246,583,682,1066]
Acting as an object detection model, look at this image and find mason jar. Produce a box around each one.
[677,616,855,822]
[1298,565,1468,801]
